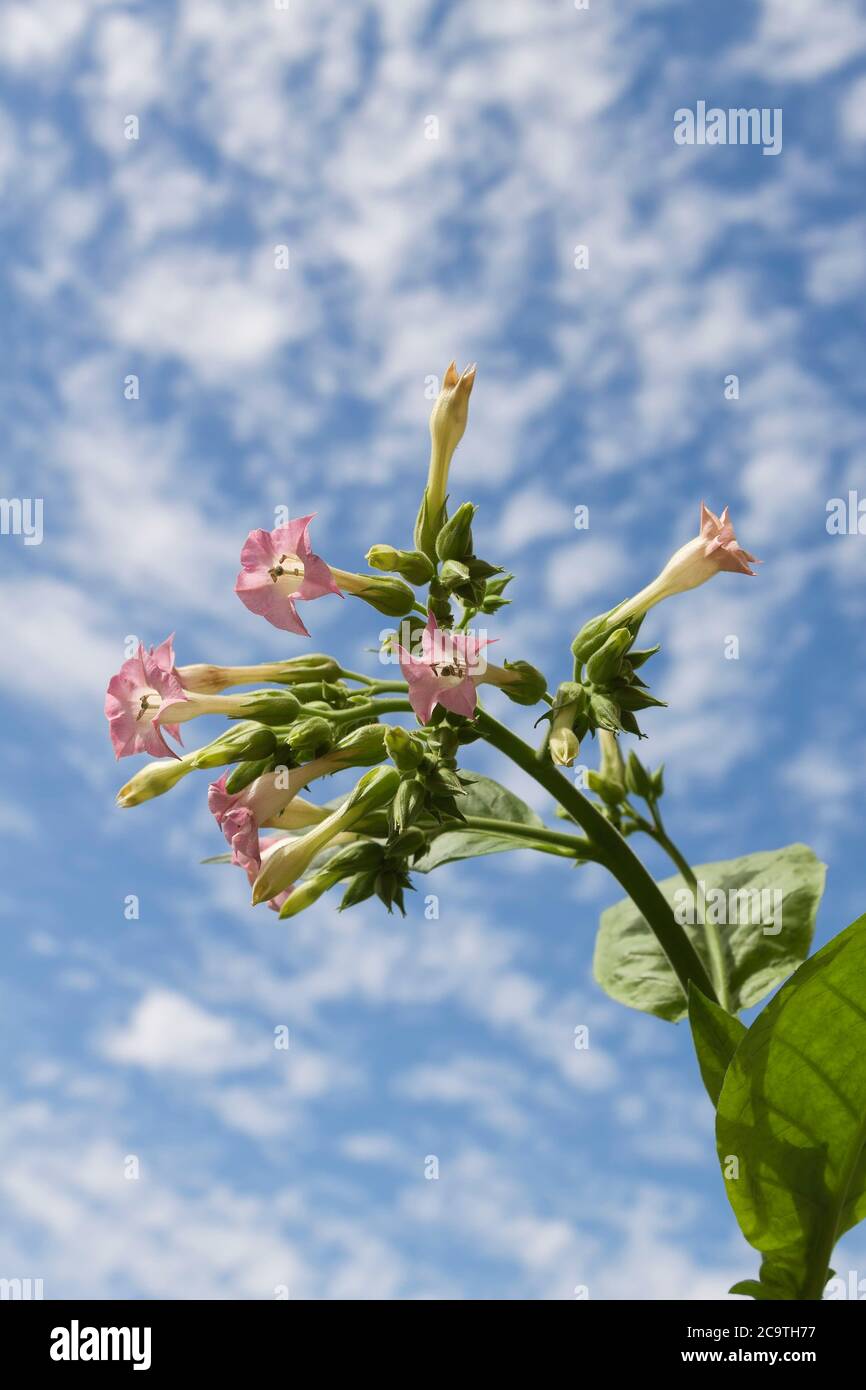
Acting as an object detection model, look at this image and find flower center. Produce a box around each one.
[268,552,304,594]
[136,690,161,723]
[431,658,466,681]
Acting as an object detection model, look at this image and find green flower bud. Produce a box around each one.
[289,681,350,707]
[116,757,191,808]
[414,489,447,562]
[570,609,620,663]
[277,872,335,919]
[225,757,274,794]
[587,770,627,807]
[384,726,425,772]
[392,777,426,833]
[227,689,302,726]
[435,502,476,562]
[333,723,388,767]
[437,558,471,592]
[188,721,278,769]
[586,628,632,685]
[340,572,417,617]
[588,692,622,732]
[286,716,334,760]
[496,659,548,707]
[366,545,435,586]
[625,750,654,800]
[325,840,386,876]
[388,827,427,858]
[339,870,380,911]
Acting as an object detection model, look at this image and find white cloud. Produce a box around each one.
[98,989,260,1076]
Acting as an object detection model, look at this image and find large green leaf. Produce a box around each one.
[594,844,825,1022]
[414,772,544,872]
[688,984,747,1106]
[717,913,866,1300]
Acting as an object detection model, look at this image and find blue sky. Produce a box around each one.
[2,0,866,1299]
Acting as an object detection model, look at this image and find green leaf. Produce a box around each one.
[458,772,544,827]
[687,984,747,1106]
[594,845,826,1022]
[413,772,543,871]
[717,913,866,1301]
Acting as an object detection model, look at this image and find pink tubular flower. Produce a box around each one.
[397,614,495,725]
[104,635,188,760]
[210,779,298,913]
[235,515,342,636]
[234,831,293,914]
[610,503,759,627]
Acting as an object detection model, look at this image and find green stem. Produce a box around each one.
[339,671,409,693]
[339,668,377,686]
[332,699,414,723]
[637,804,733,1015]
[438,815,598,860]
[474,710,718,1006]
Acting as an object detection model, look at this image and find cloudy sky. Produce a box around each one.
[2,0,866,1299]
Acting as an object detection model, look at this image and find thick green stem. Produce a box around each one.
[474,710,718,1006]
[436,815,598,861]
[641,807,733,1014]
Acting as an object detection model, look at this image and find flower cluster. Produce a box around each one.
[106,362,756,920]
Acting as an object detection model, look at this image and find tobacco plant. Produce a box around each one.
[106,361,866,1301]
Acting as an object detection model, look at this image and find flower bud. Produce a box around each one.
[332,570,416,617]
[366,545,435,586]
[177,655,341,693]
[332,723,388,767]
[570,609,617,663]
[585,628,632,685]
[225,757,274,795]
[589,692,622,732]
[482,659,548,707]
[286,716,334,760]
[587,770,627,806]
[550,726,580,767]
[426,361,476,508]
[189,722,277,769]
[388,827,427,858]
[598,729,626,796]
[384,726,425,772]
[226,689,302,726]
[437,559,471,592]
[435,502,476,563]
[625,750,654,800]
[288,681,350,707]
[339,870,380,911]
[116,757,191,808]
[252,766,399,904]
[392,777,426,833]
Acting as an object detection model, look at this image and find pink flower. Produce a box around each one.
[210,779,296,912]
[235,515,342,636]
[695,503,758,577]
[104,635,188,760]
[610,503,759,627]
[397,614,495,725]
[232,828,294,913]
